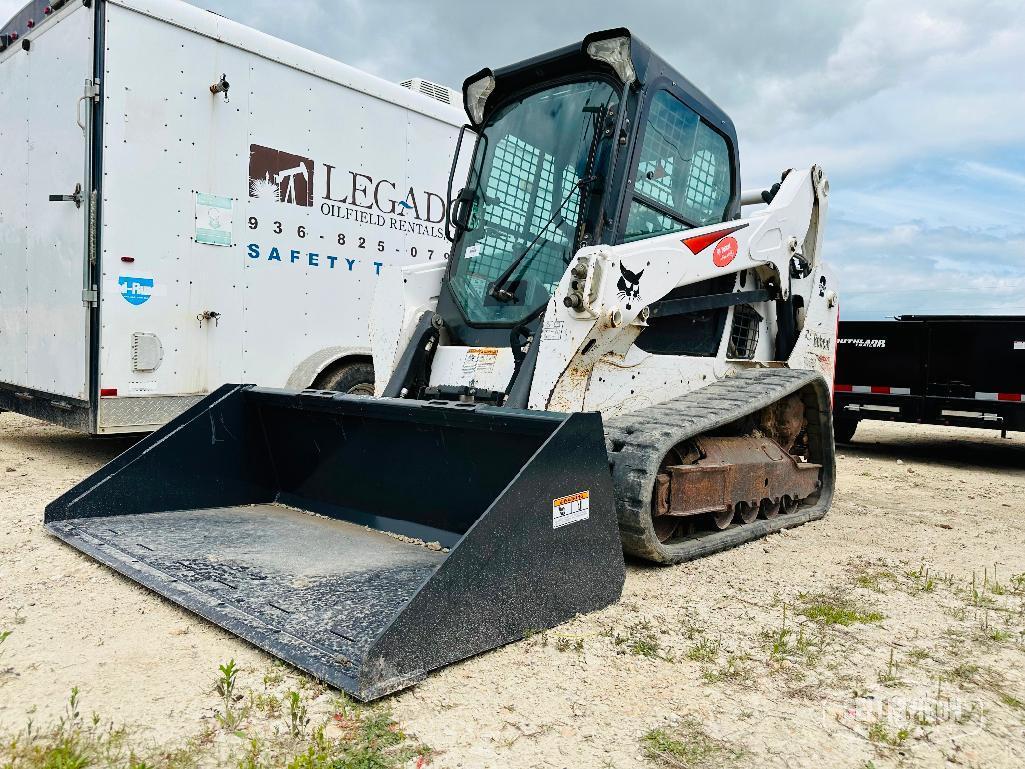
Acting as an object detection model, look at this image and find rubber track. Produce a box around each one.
[605,368,836,564]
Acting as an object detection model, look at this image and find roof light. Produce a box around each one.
[44,6,53,15]
[586,35,636,86]
[26,19,35,28]
[9,31,18,41]
[463,70,495,126]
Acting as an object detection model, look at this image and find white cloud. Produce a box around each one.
[828,216,1025,318]
[960,161,1025,189]
[738,2,1025,183]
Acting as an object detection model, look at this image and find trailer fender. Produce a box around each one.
[285,346,372,390]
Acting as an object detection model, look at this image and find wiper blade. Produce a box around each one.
[489,175,596,303]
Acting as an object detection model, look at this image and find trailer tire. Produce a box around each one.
[833,416,858,444]
[313,360,375,396]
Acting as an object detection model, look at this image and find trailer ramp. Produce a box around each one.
[46,385,624,700]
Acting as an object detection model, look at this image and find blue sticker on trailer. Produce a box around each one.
[119,276,154,306]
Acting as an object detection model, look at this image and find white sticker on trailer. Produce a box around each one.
[552,491,590,529]
[195,192,233,246]
[1015,341,1025,350]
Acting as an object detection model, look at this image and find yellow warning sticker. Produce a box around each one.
[461,347,499,381]
[552,490,590,529]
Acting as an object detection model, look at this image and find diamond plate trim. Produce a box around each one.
[98,395,206,431]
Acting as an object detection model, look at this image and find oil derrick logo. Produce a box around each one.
[248,145,315,207]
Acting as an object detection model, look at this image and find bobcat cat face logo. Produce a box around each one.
[617,263,644,300]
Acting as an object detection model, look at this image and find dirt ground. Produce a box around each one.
[2,412,1024,768]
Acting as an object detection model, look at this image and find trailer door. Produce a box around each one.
[0,3,94,402]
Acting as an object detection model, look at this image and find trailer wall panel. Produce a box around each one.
[2,0,462,432]
[93,1,460,430]
[925,319,1025,399]
[835,320,924,392]
[0,3,93,400]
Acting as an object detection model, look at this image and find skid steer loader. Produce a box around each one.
[46,29,838,700]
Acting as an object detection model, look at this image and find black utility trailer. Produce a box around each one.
[833,315,1025,442]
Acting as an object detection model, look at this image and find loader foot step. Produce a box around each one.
[605,368,835,565]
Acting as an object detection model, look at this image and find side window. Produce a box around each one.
[623,90,732,243]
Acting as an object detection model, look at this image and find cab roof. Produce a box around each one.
[463,27,737,148]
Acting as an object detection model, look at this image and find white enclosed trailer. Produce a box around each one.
[0,0,462,433]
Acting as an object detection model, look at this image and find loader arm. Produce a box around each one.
[531,165,831,412]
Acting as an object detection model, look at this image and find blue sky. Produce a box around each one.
[4,0,1022,319]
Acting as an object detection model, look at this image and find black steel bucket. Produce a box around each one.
[45,385,624,700]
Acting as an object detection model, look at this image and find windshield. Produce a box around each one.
[449,80,620,326]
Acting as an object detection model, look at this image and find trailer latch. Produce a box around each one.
[197,310,221,327]
[49,183,83,209]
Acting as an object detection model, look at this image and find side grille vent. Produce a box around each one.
[399,78,459,106]
[727,304,762,359]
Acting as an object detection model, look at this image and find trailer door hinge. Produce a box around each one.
[85,79,101,100]
[82,288,98,305]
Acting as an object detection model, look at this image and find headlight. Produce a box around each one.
[586,35,636,86]
[464,71,496,125]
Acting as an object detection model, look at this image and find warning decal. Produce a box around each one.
[461,347,499,381]
[552,490,590,529]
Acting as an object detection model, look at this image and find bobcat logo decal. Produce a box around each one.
[617,263,644,300]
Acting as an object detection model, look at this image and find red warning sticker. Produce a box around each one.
[711,236,738,267]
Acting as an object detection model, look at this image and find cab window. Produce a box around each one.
[623,90,732,242]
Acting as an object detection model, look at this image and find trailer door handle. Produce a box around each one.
[49,183,83,209]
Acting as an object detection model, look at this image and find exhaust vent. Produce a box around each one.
[399,78,459,106]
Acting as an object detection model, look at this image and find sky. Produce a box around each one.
[4,0,1023,319]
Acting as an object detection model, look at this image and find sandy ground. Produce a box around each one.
[2,412,1025,768]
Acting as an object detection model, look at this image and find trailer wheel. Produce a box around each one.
[313,360,375,396]
[833,417,859,444]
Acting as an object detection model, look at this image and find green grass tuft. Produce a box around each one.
[798,594,884,626]
[641,718,743,767]
[867,720,910,747]
[685,638,720,664]
[1,679,429,769]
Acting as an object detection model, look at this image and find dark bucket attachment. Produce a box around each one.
[45,385,624,700]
